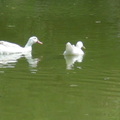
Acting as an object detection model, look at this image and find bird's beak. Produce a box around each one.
[82,46,86,49]
[37,40,43,44]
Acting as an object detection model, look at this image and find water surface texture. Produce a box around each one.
[0,0,120,120]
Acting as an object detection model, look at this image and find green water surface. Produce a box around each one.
[0,0,120,120]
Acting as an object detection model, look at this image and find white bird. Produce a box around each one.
[63,41,85,56]
[0,36,43,54]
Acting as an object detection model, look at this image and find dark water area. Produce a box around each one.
[0,0,120,120]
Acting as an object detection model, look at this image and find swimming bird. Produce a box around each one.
[0,36,43,54]
[63,41,85,56]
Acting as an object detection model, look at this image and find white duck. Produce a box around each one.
[0,36,43,54]
[63,41,85,56]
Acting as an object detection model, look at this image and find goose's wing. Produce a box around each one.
[0,41,23,54]
[66,42,74,51]
[0,41,22,48]
[63,42,74,55]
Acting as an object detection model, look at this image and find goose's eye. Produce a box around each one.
[33,37,36,40]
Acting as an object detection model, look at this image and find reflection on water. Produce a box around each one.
[64,54,84,70]
[0,53,22,68]
[0,53,41,72]
[1,0,120,120]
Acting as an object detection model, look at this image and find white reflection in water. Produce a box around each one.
[0,53,22,68]
[0,53,41,73]
[64,54,84,70]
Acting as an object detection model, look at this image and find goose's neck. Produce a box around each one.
[24,40,33,48]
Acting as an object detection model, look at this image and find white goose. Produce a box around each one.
[63,41,85,56]
[0,36,43,54]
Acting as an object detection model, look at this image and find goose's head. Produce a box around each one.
[29,36,43,45]
[25,36,43,47]
[76,41,85,49]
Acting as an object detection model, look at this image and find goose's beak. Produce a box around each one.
[37,40,43,44]
[82,46,86,49]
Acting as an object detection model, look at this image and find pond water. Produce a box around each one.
[0,0,120,120]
